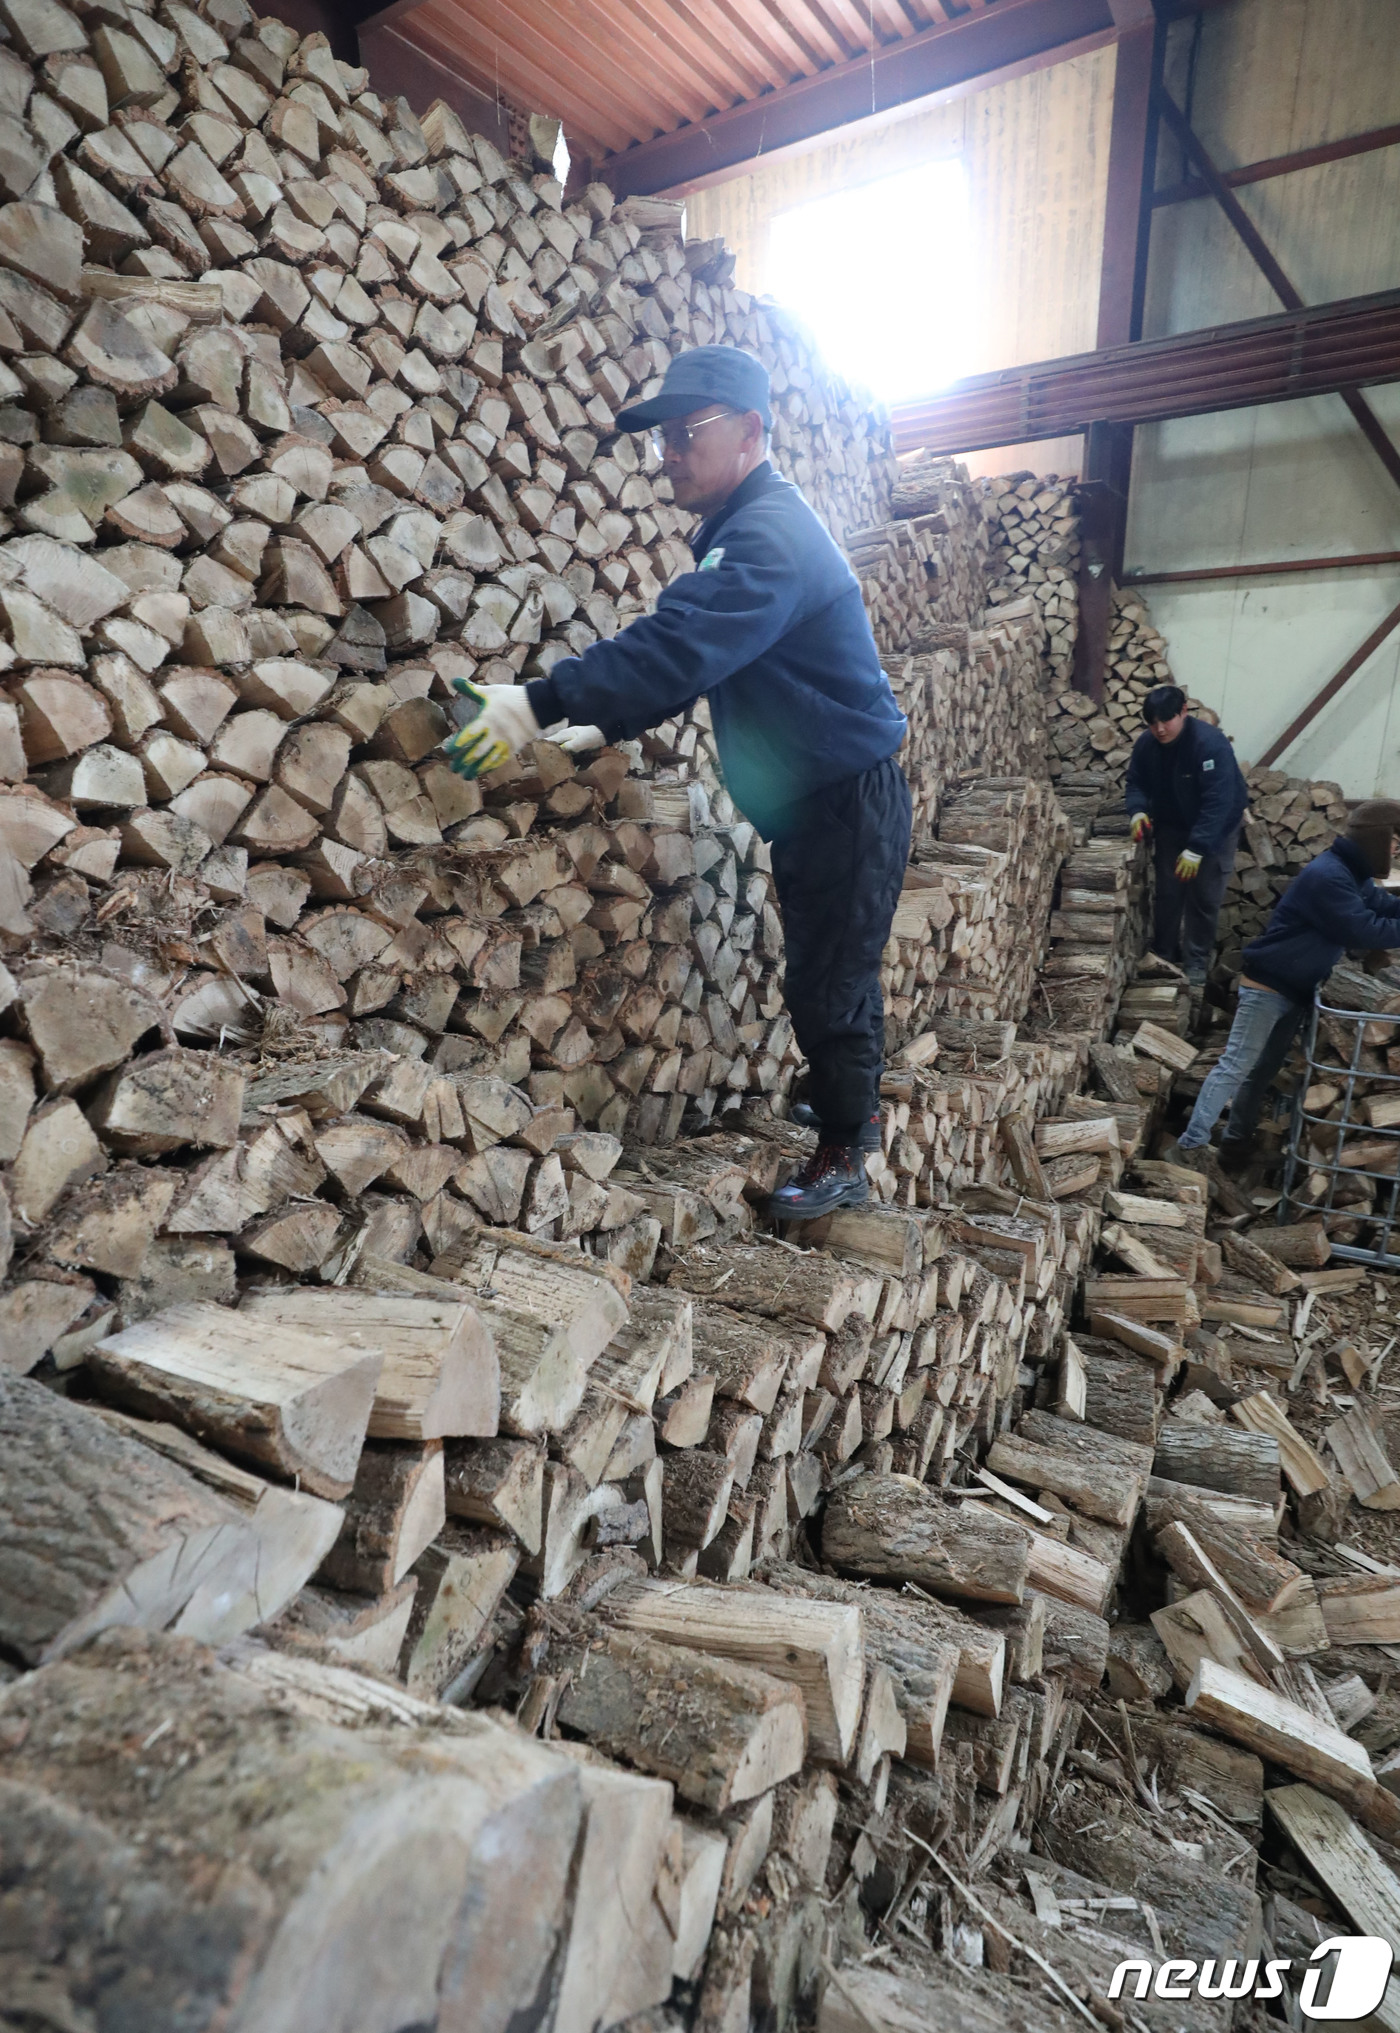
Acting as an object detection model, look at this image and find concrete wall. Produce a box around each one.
[1125,0,1400,793]
[684,46,1116,481]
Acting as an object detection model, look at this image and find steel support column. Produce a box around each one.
[1073,3,1162,693]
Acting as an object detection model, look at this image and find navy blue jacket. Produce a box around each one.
[1243,835,1400,1003]
[1124,717,1248,855]
[525,461,906,837]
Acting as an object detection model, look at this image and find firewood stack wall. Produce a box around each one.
[11,8,1398,2031]
[0,0,1128,1375]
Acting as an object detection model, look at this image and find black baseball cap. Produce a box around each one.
[615,345,772,432]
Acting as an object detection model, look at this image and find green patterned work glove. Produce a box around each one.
[442,678,541,780]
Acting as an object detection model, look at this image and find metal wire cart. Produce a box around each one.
[1282,982,1400,1269]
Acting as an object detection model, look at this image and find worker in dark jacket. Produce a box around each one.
[1125,684,1249,985]
[442,345,912,1219]
[1179,800,1400,1166]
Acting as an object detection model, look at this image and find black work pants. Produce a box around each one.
[1152,824,1239,983]
[770,755,912,1141]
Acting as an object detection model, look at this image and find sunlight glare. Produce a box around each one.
[767,158,979,405]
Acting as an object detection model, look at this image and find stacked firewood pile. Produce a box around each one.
[1025,832,1150,1044]
[886,775,1071,1036]
[1044,588,1170,788]
[891,607,1052,837]
[1220,768,1351,962]
[978,472,1079,695]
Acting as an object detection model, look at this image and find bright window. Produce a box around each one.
[766,158,979,405]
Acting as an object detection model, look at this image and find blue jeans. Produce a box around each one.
[1179,985,1308,1150]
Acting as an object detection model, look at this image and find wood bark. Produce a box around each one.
[0,1630,582,2033]
[822,1475,1030,1606]
[606,1576,865,1764]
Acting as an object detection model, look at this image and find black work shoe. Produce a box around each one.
[1218,1138,1256,1175]
[788,1105,882,1153]
[766,1143,870,1221]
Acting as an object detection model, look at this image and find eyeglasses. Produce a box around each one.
[650,410,735,457]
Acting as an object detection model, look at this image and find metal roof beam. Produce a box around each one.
[889,289,1400,453]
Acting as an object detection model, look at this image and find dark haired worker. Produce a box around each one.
[1125,682,1249,988]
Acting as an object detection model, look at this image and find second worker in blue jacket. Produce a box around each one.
[1179,800,1400,1167]
[1124,683,1249,986]
[442,345,912,1221]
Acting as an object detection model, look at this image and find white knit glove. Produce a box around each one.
[553,723,607,754]
[443,680,541,778]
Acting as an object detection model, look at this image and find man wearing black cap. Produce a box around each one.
[1124,683,1249,987]
[443,344,912,1218]
[1178,799,1400,1169]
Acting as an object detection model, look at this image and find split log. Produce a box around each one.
[88,1302,383,1498]
[543,1618,806,1811]
[764,1559,962,1753]
[431,1226,628,1367]
[1267,1781,1400,2033]
[92,1404,342,1645]
[443,1434,544,1553]
[0,1632,582,2033]
[985,1420,1147,1527]
[1325,1408,1400,1509]
[0,1374,260,1664]
[1230,1391,1330,1498]
[399,1523,520,1699]
[606,1576,865,1763]
[1152,1589,1268,1691]
[1153,1422,1281,1503]
[268,1579,421,1675]
[240,1286,499,1440]
[1186,1657,1374,1811]
[1316,1576,1400,1646]
[552,1751,676,2033]
[668,1238,882,1332]
[318,1440,445,1597]
[822,1475,1030,1605]
[1152,1503,1303,1613]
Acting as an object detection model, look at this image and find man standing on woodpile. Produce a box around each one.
[442,345,912,1219]
[1125,684,1249,988]
[1177,800,1400,1170]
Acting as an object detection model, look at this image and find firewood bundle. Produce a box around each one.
[890,604,1051,834]
[978,472,1080,694]
[1028,831,1149,1040]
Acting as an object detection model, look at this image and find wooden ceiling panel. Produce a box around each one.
[409,3,638,151]
[619,0,761,103]
[411,0,693,151]
[764,0,849,69]
[392,0,1109,183]
[814,0,883,54]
